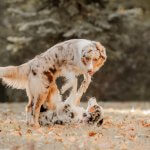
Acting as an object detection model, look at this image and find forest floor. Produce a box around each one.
[0,102,150,150]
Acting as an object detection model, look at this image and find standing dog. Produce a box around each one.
[0,39,106,127]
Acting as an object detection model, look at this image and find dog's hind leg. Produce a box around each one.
[32,91,49,127]
[25,86,34,125]
[27,72,51,127]
[46,83,62,110]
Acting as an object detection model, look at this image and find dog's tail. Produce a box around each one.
[0,63,30,89]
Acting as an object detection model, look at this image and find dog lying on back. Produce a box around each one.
[39,97,104,126]
[0,39,107,127]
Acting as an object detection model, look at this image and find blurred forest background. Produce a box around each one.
[0,0,150,102]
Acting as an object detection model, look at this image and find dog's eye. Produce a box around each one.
[93,58,98,62]
[86,57,91,61]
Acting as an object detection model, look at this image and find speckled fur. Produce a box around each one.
[39,97,104,126]
[0,39,106,126]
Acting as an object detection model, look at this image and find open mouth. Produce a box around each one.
[88,70,94,76]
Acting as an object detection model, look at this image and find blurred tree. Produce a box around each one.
[0,0,150,102]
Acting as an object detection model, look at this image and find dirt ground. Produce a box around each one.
[0,102,150,150]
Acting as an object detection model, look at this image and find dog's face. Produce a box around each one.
[85,97,104,126]
[81,42,107,76]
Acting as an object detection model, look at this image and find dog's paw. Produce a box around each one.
[26,114,34,126]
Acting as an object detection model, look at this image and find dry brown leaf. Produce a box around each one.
[89,131,97,137]
[18,131,22,136]
[55,136,63,142]
[141,121,150,127]
[103,120,113,129]
[128,134,136,141]
[14,131,22,136]
[26,129,32,134]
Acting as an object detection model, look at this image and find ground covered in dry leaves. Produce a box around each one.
[0,102,150,150]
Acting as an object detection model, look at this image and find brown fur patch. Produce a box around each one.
[46,84,57,110]
[43,71,53,83]
[49,67,57,74]
[89,107,95,113]
[93,58,103,70]
[33,92,48,125]
[34,96,41,110]
[81,58,87,65]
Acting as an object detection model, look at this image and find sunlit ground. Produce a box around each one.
[0,102,150,150]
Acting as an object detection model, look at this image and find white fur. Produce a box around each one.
[39,97,104,126]
[0,39,107,126]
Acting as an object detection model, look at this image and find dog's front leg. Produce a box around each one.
[61,72,77,95]
[74,73,91,105]
[65,75,77,104]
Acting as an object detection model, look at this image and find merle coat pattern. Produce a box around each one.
[0,39,107,126]
[39,97,104,126]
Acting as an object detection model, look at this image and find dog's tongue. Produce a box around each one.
[88,71,94,76]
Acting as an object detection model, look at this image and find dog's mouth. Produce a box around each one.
[88,70,94,76]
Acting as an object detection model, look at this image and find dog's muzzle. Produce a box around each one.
[88,70,94,76]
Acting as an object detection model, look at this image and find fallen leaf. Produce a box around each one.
[141,121,150,127]
[55,136,63,142]
[26,129,32,134]
[89,131,97,137]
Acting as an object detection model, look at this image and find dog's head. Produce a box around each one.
[85,97,104,126]
[81,41,107,76]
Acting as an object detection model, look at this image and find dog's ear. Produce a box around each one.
[95,42,103,51]
[95,42,107,60]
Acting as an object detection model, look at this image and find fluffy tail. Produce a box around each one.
[0,63,30,89]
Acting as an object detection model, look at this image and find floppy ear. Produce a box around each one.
[95,42,103,51]
[95,42,107,60]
